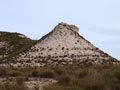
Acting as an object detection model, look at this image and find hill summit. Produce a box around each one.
[5,22,116,67]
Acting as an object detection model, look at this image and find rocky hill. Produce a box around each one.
[3,23,117,67]
[0,31,36,61]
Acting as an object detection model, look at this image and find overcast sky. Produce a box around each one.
[0,0,120,60]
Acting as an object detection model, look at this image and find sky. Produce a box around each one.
[0,0,120,60]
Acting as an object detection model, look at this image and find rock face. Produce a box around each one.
[9,22,118,67]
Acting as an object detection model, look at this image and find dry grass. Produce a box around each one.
[0,77,29,90]
[0,64,120,90]
[43,64,120,90]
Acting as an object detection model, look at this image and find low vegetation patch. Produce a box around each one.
[0,64,120,90]
[0,77,28,90]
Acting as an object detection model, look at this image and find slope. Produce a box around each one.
[0,31,36,61]
[10,23,118,67]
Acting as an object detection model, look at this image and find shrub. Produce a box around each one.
[39,70,55,78]
[0,68,8,77]
[8,70,23,77]
[112,69,120,80]
[0,79,29,90]
[31,69,55,78]
[31,70,39,77]
[54,68,65,75]
[12,77,29,90]
[78,70,88,78]
[57,75,71,84]
[43,84,59,90]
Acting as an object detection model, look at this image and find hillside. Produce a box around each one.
[0,31,36,61]
[9,23,118,67]
[0,23,120,90]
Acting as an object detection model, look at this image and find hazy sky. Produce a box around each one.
[0,0,120,60]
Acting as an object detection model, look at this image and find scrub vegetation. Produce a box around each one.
[0,64,120,90]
